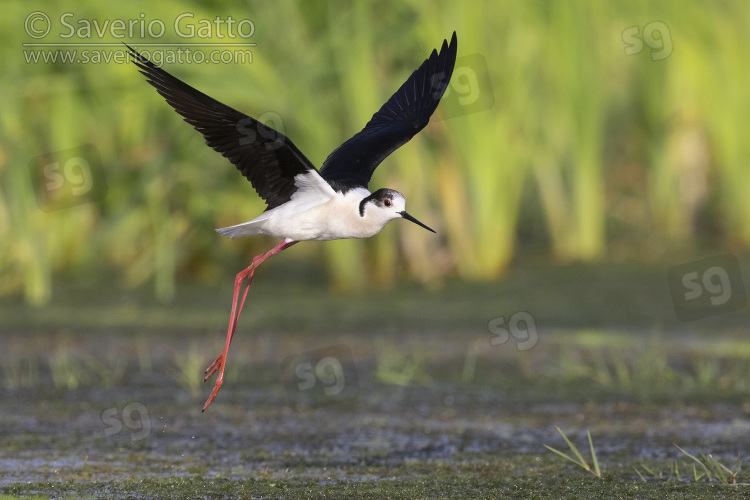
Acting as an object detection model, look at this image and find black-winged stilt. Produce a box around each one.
[127,32,457,410]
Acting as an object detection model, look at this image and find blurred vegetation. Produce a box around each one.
[2,1,750,304]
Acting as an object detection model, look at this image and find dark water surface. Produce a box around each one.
[1,264,749,494]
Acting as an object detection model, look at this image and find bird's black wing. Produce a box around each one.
[126,44,316,211]
[319,32,457,188]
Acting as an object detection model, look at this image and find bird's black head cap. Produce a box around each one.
[359,188,401,216]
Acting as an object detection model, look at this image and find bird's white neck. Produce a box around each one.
[328,188,392,239]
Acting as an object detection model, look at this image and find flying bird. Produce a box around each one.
[127,32,457,410]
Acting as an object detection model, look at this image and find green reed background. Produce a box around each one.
[2,1,749,304]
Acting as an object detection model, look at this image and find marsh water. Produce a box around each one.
[1,262,750,495]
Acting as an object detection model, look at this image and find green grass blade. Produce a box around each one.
[696,450,717,483]
[544,445,585,468]
[676,444,711,481]
[588,431,601,477]
[556,427,590,469]
[713,456,734,475]
[675,444,701,463]
[706,453,728,484]
[633,466,646,483]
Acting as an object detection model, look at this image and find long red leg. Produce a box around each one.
[202,239,298,411]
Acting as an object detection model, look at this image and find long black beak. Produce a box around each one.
[399,211,436,233]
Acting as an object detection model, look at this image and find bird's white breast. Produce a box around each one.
[269,187,382,241]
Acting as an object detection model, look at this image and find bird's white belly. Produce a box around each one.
[263,206,369,241]
[261,191,382,241]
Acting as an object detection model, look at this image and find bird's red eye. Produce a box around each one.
[384,199,391,207]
